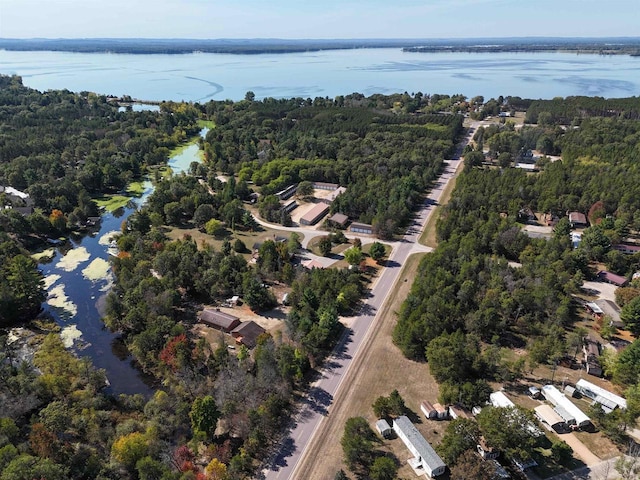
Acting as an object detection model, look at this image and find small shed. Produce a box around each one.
[199,309,241,333]
[420,401,437,419]
[231,321,266,348]
[564,385,578,398]
[375,419,393,439]
[433,403,449,420]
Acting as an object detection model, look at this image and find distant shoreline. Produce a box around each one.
[1,37,640,56]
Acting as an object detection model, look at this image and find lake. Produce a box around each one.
[1,48,639,101]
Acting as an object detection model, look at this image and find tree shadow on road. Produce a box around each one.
[298,386,334,419]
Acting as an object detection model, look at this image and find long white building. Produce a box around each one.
[576,378,627,413]
[393,415,446,478]
[489,391,515,409]
[542,384,591,429]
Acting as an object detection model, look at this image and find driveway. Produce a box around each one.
[558,432,601,466]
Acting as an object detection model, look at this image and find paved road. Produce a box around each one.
[261,122,477,480]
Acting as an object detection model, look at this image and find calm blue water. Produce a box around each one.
[40,183,155,396]
[1,48,639,101]
[39,129,206,396]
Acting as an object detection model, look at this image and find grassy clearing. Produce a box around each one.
[198,119,216,129]
[573,431,620,460]
[94,194,131,212]
[164,224,300,259]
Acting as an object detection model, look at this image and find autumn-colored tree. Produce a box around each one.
[159,334,189,372]
[29,423,58,459]
[205,458,228,479]
[111,432,149,471]
[172,445,195,472]
[49,209,66,230]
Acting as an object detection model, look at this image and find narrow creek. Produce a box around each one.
[37,127,208,396]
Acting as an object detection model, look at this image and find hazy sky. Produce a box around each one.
[0,0,638,39]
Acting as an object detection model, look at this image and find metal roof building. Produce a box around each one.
[534,405,568,433]
[542,384,591,429]
[576,379,627,413]
[393,415,446,477]
[490,391,515,409]
[199,309,241,333]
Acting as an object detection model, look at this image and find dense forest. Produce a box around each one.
[198,94,462,238]
[0,75,199,327]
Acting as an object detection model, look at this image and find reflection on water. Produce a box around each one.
[38,130,207,397]
[39,184,156,396]
[2,49,638,101]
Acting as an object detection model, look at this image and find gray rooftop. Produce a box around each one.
[393,415,446,471]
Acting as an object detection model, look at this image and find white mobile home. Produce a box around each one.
[576,378,627,413]
[393,415,446,477]
[490,391,515,409]
[542,384,591,429]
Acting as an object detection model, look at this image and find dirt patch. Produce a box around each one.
[573,430,620,460]
[582,281,619,303]
[165,224,300,258]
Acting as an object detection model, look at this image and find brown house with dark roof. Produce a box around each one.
[231,321,266,348]
[199,309,241,333]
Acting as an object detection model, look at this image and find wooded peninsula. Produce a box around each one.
[1,37,639,55]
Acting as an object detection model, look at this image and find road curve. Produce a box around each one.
[261,122,478,480]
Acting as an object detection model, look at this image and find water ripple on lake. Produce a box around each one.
[553,76,637,95]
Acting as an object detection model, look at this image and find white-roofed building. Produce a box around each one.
[576,379,627,413]
[393,415,446,477]
[542,384,591,429]
[490,391,515,409]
